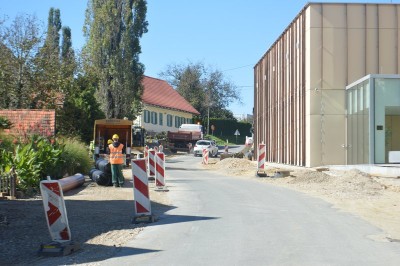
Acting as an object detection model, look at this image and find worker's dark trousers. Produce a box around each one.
[111,164,124,186]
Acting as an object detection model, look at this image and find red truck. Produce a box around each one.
[167,124,203,153]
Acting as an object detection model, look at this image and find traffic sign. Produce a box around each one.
[234,129,240,136]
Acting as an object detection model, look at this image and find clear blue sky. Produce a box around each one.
[0,0,396,116]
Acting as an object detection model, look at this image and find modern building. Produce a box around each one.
[254,2,400,167]
[134,76,200,134]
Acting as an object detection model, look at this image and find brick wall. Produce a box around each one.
[0,109,56,137]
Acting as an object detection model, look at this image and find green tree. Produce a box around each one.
[46,8,62,57]
[56,74,104,142]
[0,14,43,108]
[0,17,14,108]
[160,62,241,121]
[33,8,63,109]
[61,26,76,82]
[83,0,148,119]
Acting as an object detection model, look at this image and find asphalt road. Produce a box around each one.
[101,152,400,266]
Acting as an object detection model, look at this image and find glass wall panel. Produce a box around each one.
[346,79,370,164]
[363,84,370,163]
[374,78,400,163]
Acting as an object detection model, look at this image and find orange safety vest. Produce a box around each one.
[109,143,124,164]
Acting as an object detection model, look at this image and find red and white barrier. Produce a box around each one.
[40,180,71,242]
[148,149,156,178]
[202,148,209,165]
[144,145,149,166]
[257,143,266,177]
[258,143,266,170]
[132,159,152,216]
[155,152,168,191]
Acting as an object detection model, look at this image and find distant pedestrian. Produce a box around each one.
[188,142,193,153]
[109,134,125,187]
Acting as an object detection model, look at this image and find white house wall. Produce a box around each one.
[134,104,194,134]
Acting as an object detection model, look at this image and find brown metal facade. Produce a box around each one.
[254,10,306,166]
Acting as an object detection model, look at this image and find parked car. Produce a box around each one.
[193,140,218,157]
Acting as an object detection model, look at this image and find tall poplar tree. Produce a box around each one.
[60,26,76,83]
[34,8,63,108]
[83,0,148,119]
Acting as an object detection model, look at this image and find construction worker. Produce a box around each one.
[106,139,112,154]
[109,134,125,187]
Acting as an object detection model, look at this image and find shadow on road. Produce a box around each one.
[152,214,219,226]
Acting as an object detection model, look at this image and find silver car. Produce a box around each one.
[193,140,218,157]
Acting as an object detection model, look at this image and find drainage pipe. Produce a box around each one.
[58,173,85,192]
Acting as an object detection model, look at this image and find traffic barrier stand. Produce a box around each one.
[148,149,156,180]
[256,143,268,177]
[132,159,155,223]
[155,152,169,192]
[144,145,149,170]
[202,148,209,165]
[38,177,80,256]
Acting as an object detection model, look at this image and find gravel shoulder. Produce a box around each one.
[0,168,171,266]
[1,155,400,265]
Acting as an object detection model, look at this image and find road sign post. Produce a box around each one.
[234,129,240,143]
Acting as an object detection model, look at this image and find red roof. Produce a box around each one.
[0,109,55,137]
[141,76,200,115]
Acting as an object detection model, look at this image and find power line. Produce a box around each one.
[222,64,253,72]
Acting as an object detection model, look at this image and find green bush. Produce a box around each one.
[0,133,14,152]
[59,137,92,176]
[208,118,252,138]
[0,135,64,194]
[0,116,12,130]
[0,135,92,195]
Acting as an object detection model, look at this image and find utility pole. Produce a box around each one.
[207,104,210,136]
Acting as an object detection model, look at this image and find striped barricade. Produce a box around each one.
[132,159,154,223]
[144,145,149,168]
[148,149,156,180]
[257,143,267,177]
[155,152,169,191]
[202,148,209,165]
[40,179,71,242]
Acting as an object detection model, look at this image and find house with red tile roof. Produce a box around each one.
[135,76,200,134]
